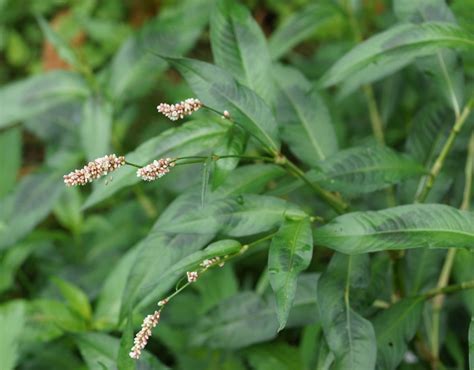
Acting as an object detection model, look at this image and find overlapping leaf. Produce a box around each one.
[268,217,313,330]
[315,204,474,254]
[210,0,274,103]
[162,56,281,154]
[320,22,474,90]
[373,297,424,370]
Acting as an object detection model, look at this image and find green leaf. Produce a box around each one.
[317,254,376,370]
[0,71,88,129]
[244,342,304,370]
[80,95,113,161]
[315,204,474,254]
[268,3,339,60]
[0,241,36,294]
[192,274,319,349]
[0,301,25,370]
[210,0,274,103]
[0,169,65,250]
[37,15,81,69]
[52,277,92,321]
[161,56,281,154]
[274,65,338,164]
[470,319,474,370]
[394,0,456,23]
[107,0,210,102]
[320,22,474,89]
[76,332,167,370]
[268,216,313,330]
[83,119,229,209]
[373,297,424,370]
[0,126,21,197]
[308,146,424,196]
[117,315,135,370]
[212,125,247,188]
[154,194,307,237]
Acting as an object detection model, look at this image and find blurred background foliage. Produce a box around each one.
[0,0,473,369]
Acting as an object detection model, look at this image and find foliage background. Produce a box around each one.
[0,0,473,369]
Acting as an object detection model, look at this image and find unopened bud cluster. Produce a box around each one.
[157,98,202,121]
[200,257,221,268]
[187,271,199,283]
[136,158,175,181]
[129,310,161,360]
[63,154,125,186]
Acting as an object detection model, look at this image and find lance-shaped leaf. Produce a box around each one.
[275,65,338,164]
[373,297,424,370]
[210,0,274,103]
[0,301,25,370]
[315,204,474,254]
[320,22,474,89]
[271,146,424,197]
[0,127,21,197]
[269,3,339,60]
[161,56,281,154]
[317,254,376,370]
[454,249,474,315]
[307,146,424,196]
[192,274,319,349]
[80,95,113,161]
[268,216,313,330]
[83,119,229,209]
[0,71,88,129]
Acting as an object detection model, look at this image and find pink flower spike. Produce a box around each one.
[63,154,125,187]
[129,310,161,360]
[157,98,202,121]
[136,158,175,182]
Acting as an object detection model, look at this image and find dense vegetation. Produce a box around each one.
[1,0,474,369]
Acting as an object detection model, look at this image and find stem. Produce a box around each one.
[423,280,474,299]
[363,85,385,145]
[415,99,473,203]
[429,130,474,367]
[284,160,349,214]
[125,161,142,169]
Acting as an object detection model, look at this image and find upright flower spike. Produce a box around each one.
[136,158,175,182]
[157,98,202,121]
[63,154,125,186]
[129,310,161,360]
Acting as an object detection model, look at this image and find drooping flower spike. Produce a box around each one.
[129,310,161,360]
[157,98,202,121]
[136,158,175,181]
[63,154,125,187]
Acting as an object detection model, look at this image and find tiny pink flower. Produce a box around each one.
[157,98,202,121]
[136,158,175,182]
[187,271,198,283]
[63,154,125,186]
[200,257,221,268]
[158,298,169,307]
[129,310,161,360]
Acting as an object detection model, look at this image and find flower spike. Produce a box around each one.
[63,154,125,186]
[157,98,202,121]
[136,158,175,181]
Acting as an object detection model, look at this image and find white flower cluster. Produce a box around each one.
[129,310,161,360]
[187,271,199,283]
[63,154,125,186]
[157,98,202,121]
[136,158,175,181]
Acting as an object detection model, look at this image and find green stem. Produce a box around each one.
[125,161,142,169]
[423,280,474,299]
[415,99,473,203]
[284,160,349,214]
[429,130,474,366]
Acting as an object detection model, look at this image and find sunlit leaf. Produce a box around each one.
[315,204,474,254]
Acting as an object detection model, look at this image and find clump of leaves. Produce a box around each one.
[0,0,474,369]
